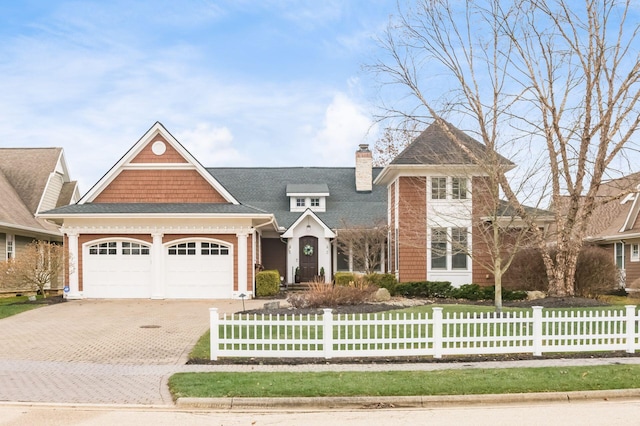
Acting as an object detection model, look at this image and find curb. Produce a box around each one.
[176,388,640,410]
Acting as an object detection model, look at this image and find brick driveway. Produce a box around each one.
[0,298,264,405]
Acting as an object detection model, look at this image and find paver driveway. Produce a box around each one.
[0,298,264,405]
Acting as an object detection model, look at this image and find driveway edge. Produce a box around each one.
[176,388,640,409]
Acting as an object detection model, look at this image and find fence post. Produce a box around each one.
[323,308,333,359]
[210,308,219,361]
[433,307,443,359]
[532,306,543,356]
[625,305,636,354]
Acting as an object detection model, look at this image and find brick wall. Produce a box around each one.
[93,169,228,203]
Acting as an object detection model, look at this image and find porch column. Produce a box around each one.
[150,232,164,299]
[66,230,81,300]
[236,231,248,297]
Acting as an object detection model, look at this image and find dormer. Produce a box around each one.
[287,183,329,212]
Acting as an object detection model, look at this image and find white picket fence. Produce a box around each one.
[209,305,640,360]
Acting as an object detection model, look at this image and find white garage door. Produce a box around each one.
[165,241,233,299]
[83,241,152,298]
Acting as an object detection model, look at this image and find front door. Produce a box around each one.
[299,236,318,282]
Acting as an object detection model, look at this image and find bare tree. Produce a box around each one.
[372,0,640,297]
[372,120,421,166]
[336,219,388,275]
[0,241,65,298]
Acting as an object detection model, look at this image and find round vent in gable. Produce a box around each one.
[151,141,166,155]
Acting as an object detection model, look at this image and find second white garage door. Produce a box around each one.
[164,240,233,299]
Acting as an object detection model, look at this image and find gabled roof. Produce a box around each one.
[0,148,73,237]
[0,148,62,214]
[281,209,336,238]
[391,120,514,166]
[79,122,238,204]
[208,167,387,229]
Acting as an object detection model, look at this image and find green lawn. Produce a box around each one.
[168,364,640,399]
[0,296,43,319]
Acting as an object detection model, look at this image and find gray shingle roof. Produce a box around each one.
[286,183,330,195]
[208,167,387,229]
[392,120,514,166]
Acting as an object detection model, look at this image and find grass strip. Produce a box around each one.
[169,364,640,399]
[0,296,42,319]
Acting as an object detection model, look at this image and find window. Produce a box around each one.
[89,242,117,255]
[431,228,448,269]
[201,242,229,255]
[431,177,447,200]
[122,242,150,255]
[336,245,350,271]
[296,198,306,207]
[452,178,467,200]
[310,198,320,207]
[168,242,196,255]
[631,244,640,262]
[6,234,14,260]
[451,228,468,269]
[615,242,624,269]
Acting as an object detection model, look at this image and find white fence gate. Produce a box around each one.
[209,306,640,360]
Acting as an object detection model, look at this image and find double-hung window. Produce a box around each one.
[452,178,467,200]
[6,234,14,260]
[431,228,448,269]
[431,177,447,200]
[451,228,468,269]
[631,244,640,262]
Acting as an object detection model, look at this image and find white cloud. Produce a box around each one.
[175,123,247,166]
[309,93,374,166]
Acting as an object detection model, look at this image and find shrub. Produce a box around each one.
[450,284,527,301]
[334,272,355,286]
[506,245,619,297]
[394,281,453,298]
[287,277,377,308]
[364,273,397,295]
[255,270,280,297]
[574,245,619,297]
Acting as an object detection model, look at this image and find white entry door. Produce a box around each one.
[164,240,233,299]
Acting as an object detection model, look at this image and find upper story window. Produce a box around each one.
[287,183,330,213]
[431,177,447,200]
[452,177,467,199]
[431,177,469,200]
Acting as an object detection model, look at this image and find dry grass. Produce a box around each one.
[288,277,377,308]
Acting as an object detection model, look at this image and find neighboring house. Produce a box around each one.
[579,172,640,292]
[0,148,79,290]
[40,123,386,299]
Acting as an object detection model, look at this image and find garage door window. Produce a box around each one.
[201,242,229,255]
[89,241,150,256]
[168,242,197,255]
[122,242,150,255]
[89,242,117,255]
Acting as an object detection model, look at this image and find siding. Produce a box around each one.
[93,169,228,203]
[131,135,189,163]
[39,173,64,212]
[0,233,5,260]
[397,176,427,282]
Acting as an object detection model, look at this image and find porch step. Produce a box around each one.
[283,282,312,292]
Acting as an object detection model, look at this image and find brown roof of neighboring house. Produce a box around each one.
[390,120,514,166]
[556,172,640,240]
[0,148,66,236]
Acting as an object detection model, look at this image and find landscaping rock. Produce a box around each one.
[263,301,280,310]
[527,291,546,301]
[373,288,391,302]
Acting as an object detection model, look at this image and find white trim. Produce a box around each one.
[61,225,254,235]
[281,210,336,239]
[79,122,239,205]
[0,221,61,238]
[620,192,640,232]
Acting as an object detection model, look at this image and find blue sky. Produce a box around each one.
[0,1,396,191]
